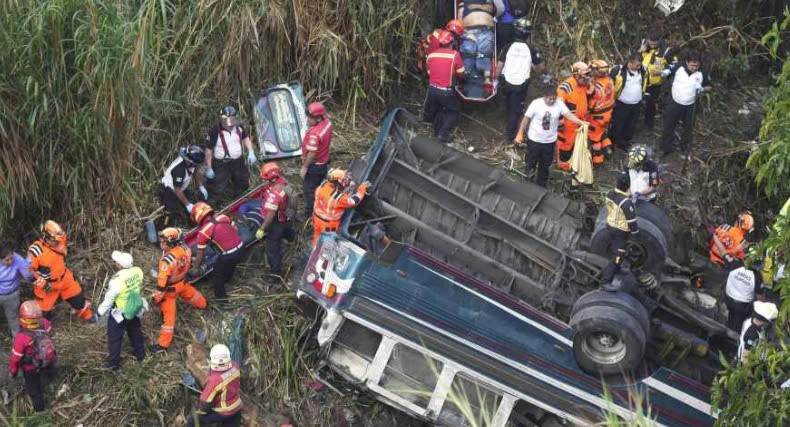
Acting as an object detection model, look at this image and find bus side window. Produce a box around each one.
[439,373,503,427]
[379,344,444,408]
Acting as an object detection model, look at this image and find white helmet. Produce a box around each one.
[209,344,232,371]
[753,301,778,323]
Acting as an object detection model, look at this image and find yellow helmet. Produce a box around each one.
[327,168,349,184]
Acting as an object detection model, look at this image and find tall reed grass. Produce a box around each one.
[0,0,420,237]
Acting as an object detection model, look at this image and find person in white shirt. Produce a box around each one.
[97,251,148,371]
[610,53,647,150]
[514,85,588,187]
[204,105,258,206]
[659,51,712,156]
[724,259,763,332]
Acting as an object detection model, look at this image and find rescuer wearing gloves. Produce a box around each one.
[187,344,243,427]
[157,145,208,227]
[255,163,295,278]
[151,228,207,353]
[312,169,370,247]
[97,251,147,371]
[191,202,245,299]
[600,172,639,284]
[204,106,257,206]
[27,221,97,323]
[626,145,660,203]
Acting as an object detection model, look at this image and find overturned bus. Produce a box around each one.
[297,109,729,426]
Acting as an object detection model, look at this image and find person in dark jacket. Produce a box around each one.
[610,53,647,150]
[600,172,639,284]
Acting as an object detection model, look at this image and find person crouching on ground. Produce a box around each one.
[191,202,245,300]
[97,251,147,371]
[8,300,55,412]
[187,344,242,427]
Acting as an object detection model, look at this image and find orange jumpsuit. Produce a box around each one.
[588,76,615,164]
[312,181,369,247]
[155,244,206,348]
[709,224,747,265]
[27,239,94,321]
[556,77,589,170]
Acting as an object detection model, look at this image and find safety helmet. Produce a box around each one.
[179,145,206,166]
[628,145,648,168]
[571,61,591,76]
[590,59,611,75]
[437,29,455,47]
[327,168,350,186]
[513,17,533,38]
[736,211,754,232]
[259,162,282,181]
[158,227,183,245]
[753,301,778,323]
[445,19,464,37]
[19,300,42,330]
[191,202,214,224]
[219,105,240,129]
[209,344,232,371]
[41,220,65,242]
[307,102,326,118]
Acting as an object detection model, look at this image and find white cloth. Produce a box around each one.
[671,67,704,106]
[775,263,785,282]
[502,42,532,85]
[97,268,149,323]
[212,129,243,159]
[618,70,643,104]
[726,266,756,303]
[524,98,570,143]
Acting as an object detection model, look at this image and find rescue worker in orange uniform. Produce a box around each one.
[588,60,615,165]
[27,221,96,323]
[311,169,370,247]
[151,228,207,353]
[709,212,754,266]
[417,19,465,72]
[556,62,592,170]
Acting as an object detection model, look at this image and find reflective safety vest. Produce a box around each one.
[158,245,191,290]
[589,76,615,116]
[313,181,367,222]
[558,76,589,119]
[111,267,144,312]
[201,363,243,415]
[605,189,638,233]
[641,44,674,87]
[28,239,69,283]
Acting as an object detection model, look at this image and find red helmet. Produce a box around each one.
[259,162,282,181]
[445,19,464,37]
[437,29,455,47]
[307,102,326,118]
[191,202,214,224]
[19,300,42,330]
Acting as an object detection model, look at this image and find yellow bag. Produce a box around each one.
[570,124,593,185]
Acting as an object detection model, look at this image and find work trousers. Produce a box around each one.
[643,84,662,129]
[157,282,207,348]
[312,216,340,248]
[187,411,242,427]
[524,140,555,187]
[423,86,460,144]
[303,163,329,217]
[0,290,20,336]
[208,158,249,207]
[502,80,529,141]
[726,296,752,332]
[209,248,245,299]
[660,99,695,154]
[600,227,629,284]
[588,111,613,164]
[23,367,53,412]
[107,315,145,370]
[266,221,295,275]
[611,101,641,149]
[33,271,93,321]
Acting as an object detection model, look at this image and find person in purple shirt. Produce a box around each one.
[0,244,33,336]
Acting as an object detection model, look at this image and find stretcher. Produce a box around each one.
[454,0,497,102]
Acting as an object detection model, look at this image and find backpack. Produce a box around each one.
[23,329,56,369]
[283,183,298,221]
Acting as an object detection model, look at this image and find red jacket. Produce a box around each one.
[200,362,243,415]
[260,177,289,223]
[9,319,52,375]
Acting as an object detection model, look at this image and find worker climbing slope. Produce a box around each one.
[312,169,370,247]
[27,221,96,323]
[151,228,207,353]
[556,62,592,170]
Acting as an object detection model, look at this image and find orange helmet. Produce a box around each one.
[736,211,754,232]
[327,168,349,185]
[436,29,455,47]
[572,61,591,76]
[259,162,281,181]
[445,19,464,37]
[158,227,183,245]
[590,59,610,73]
[19,300,42,330]
[41,220,64,240]
[191,202,214,224]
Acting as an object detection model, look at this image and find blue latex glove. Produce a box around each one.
[205,167,215,180]
[634,192,642,199]
[199,185,208,200]
[541,73,552,84]
[186,203,194,214]
[247,151,258,166]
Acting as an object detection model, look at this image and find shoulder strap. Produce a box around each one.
[217,125,231,159]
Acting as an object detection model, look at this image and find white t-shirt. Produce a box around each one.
[618,70,643,104]
[500,42,536,85]
[524,98,570,144]
[671,67,705,106]
[726,266,756,303]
